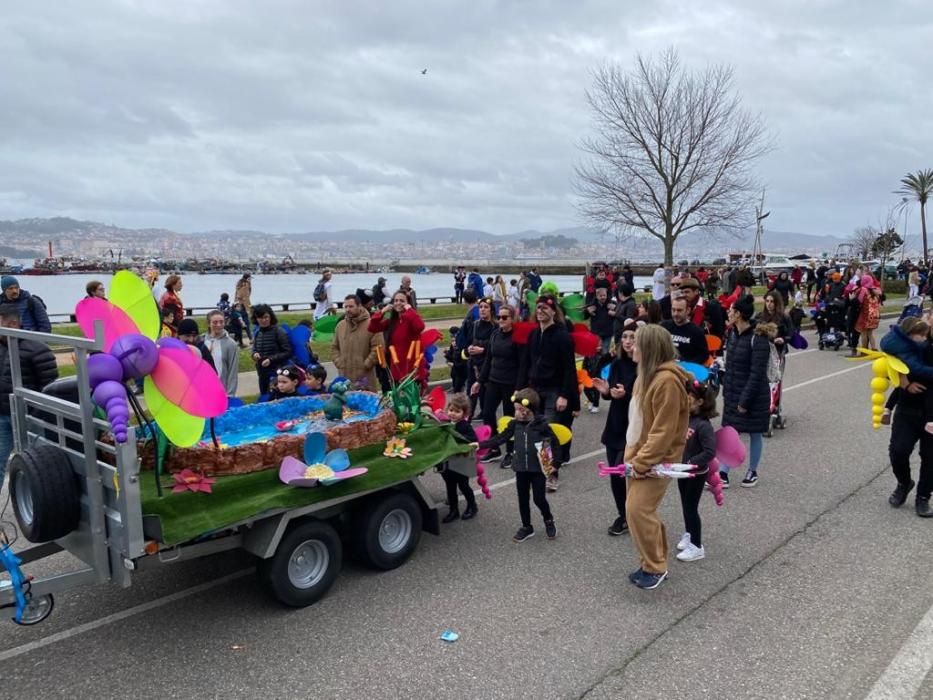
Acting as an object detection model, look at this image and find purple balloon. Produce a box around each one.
[111,333,159,379]
[88,353,125,386]
[157,337,187,353]
[93,379,131,443]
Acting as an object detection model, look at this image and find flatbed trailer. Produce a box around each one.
[0,325,458,625]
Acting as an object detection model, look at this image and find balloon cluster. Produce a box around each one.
[87,334,160,443]
[871,358,892,430]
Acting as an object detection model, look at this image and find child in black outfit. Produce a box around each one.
[440,393,479,523]
[477,388,557,542]
[304,364,328,394]
[676,380,718,563]
[266,365,309,401]
[445,325,469,393]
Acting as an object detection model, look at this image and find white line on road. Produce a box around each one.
[0,358,868,660]
[864,600,933,699]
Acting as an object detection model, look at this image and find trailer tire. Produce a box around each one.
[257,519,342,608]
[8,445,80,543]
[352,491,422,570]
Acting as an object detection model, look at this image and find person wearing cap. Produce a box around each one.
[371,277,388,306]
[719,294,770,488]
[176,318,216,371]
[1,276,51,333]
[313,269,335,321]
[202,310,239,395]
[332,294,383,392]
[235,273,253,340]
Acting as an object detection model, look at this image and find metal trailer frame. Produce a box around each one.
[0,325,441,619]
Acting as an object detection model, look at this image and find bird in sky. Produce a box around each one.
[421,68,427,75]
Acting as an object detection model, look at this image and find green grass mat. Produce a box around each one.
[140,424,470,545]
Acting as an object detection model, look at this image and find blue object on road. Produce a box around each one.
[440,630,460,643]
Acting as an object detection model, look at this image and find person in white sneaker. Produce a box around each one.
[676,380,718,563]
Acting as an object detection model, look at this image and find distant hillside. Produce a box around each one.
[0,245,42,259]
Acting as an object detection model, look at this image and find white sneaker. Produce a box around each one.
[676,543,705,562]
[589,406,600,414]
[676,532,691,551]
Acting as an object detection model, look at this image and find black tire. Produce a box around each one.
[257,519,342,608]
[351,491,423,570]
[8,445,80,543]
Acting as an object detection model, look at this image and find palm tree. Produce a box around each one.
[897,169,933,265]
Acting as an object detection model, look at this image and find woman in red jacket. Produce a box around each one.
[368,290,427,386]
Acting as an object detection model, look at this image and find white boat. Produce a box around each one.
[750,255,795,277]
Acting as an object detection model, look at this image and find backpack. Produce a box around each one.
[28,295,47,312]
[313,280,328,302]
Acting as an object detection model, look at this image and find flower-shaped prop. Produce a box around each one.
[848,349,908,429]
[383,437,413,459]
[525,281,587,322]
[278,432,366,487]
[75,271,228,448]
[171,469,217,494]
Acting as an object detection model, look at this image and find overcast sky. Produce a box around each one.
[1,1,931,241]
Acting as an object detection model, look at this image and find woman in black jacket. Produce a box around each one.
[591,324,638,536]
[769,271,794,306]
[464,297,496,416]
[250,304,293,396]
[756,290,792,356]
[721,295,770,488]
[472,304,522,468]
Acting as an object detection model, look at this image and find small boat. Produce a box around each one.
[415,265,432,274]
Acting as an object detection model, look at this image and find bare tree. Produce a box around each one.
[851,225,877,260]
[575,49,770,265]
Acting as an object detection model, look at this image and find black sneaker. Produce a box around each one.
[545,520,557,539]
[512,525,535,542]
[479,448,502,463]
[890,480,915,507]
[740,471,758,488]
[916,497,933,518]
[633,570,667,590]
[500,453,514,470]
[441,509,460,524]
[461,505,478,520]
[720,471,730,489]
[608,517,629,536]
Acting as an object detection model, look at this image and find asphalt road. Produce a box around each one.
[2,341,933,699]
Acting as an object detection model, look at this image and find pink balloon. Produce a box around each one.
[715,427,746,468]
[150,347,227,418]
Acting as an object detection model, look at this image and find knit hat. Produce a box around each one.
[732,294,755,320]
[355,287,373,305]
[177,318,200,336]
[1,275,19,291]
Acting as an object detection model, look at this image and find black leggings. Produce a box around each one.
[678,473,706,546]
[889,403,933,499]
[515,471,553,527]
[481,381,515,452]
[442,470,476,510]
[606,446,627,520]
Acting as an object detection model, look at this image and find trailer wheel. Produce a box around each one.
[257,519,342,608]
[12,594,55,626]
[8,445,80,543]
[352,491,423,570]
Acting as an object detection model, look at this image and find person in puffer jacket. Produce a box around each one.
[250,304,293,397]
[477,388,558,543]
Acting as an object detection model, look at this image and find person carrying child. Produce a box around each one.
[439,394,479,523]
[476,388,557,542]
[676,380,718,563]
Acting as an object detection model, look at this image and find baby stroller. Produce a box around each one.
[898,296,924,322]
[765,352,787,437]
[815,299,846,351]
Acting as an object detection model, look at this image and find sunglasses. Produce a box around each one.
[497,314,511,320]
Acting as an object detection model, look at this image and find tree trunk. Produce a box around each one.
[922,201,929,267]
[663,232,675,266]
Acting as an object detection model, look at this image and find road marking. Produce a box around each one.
[0,360,868,659]
[864,600,933,699]
[0,570,253,662]
[783,362,869,392]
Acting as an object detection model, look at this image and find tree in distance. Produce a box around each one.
[575,49,771,265]
[896,169,933,266]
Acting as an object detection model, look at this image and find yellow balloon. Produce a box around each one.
[872,358,888,377]
[872,405,884,416]
[872,423,881,430]
[870,377,889,392]
[871,393,886,406]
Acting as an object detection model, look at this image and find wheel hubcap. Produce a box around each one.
[287,539,329,589]
[378,509,412,554]
[14,470,34,526]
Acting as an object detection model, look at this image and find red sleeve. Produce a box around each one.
[402,308,425,335]
[368,312,387,333]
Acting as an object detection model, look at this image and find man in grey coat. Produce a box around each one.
[203,310,239,395]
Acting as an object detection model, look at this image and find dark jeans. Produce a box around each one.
[606,446,626,520]
[515,471,553,527]
[455,285,464,304]
[481,381,515,453]
[442,469,476,511]
[240,309,252,339]
[678,472,706,546]
[889,403,933,499]
[256,365,277,396]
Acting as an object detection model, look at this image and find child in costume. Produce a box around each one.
[477,388,557,542]
[160,306,177,338]
[676,380,718,563]
[304,364,328,394]
[440,393,479,523]
[445,325,469,393]
[266,365,308,401]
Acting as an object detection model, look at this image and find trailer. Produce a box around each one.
[0,325,463,625]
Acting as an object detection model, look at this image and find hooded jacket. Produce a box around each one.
[880,325,933,381]
[624,361,689,473]
[0,338,59,416]
[5,290,51,333]
[332,307,383,390]
[721,322,771,434]
[479,415,557,474]
[202,331,240,395]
